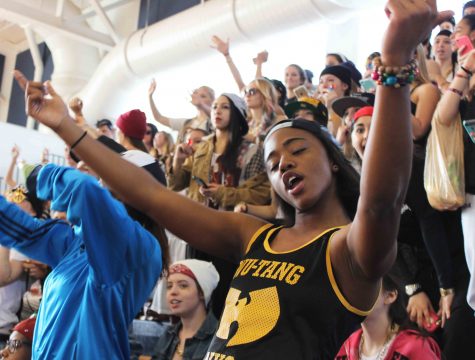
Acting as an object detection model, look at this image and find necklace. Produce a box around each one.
[358,323,399,360]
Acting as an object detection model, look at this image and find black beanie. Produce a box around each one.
[320,65,352,89]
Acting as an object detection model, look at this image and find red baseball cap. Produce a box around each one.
[13,317,36,342]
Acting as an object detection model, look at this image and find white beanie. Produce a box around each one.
[170,259,220,307]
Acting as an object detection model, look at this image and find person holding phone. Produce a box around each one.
[169,93,270,210]
[438,13,475,319]
[13,1,450,358]
[318,65,353,137]
[283,64,307,104]
[169,92,271,317]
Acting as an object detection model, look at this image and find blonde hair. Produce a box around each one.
[155,131,175,156]
[248,78,280,121]
[415,44,431,85]
[247,78,282,140]
[199,86,215,101]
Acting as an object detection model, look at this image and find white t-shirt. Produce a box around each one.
[169,116,209,133]
[169,117,189,131]
[0,249,28,332]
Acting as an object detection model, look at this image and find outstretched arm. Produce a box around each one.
[68,97,86,126]
[211,36,246,92]
[148,79,172,128]
[13,72,267,262]
[0,195,74,267]
[148,79,191,131]
[254,50,268,79]
[340,0,453,280]
[5,145,20,189]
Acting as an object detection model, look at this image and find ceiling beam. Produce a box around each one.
[76,0,134,22]
[88,0,120,44]
[0,1,115,51]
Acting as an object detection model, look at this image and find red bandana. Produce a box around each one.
[169,263,197,281]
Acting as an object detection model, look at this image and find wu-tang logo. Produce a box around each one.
[216,286,280,346]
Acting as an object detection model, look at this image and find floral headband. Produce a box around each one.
[5,186,28,204]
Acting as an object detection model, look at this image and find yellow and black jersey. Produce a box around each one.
[205,223,370,360]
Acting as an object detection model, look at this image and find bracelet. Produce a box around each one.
[70,131,88,151]
[448,87,464,97]
[440,288,454,297]
[455,73,470,79]
[371,59,418,88]
[460,65,473,77]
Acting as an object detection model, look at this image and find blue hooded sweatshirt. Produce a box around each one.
[0,164,162,359]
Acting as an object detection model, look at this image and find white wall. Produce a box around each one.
[0,122,66,183]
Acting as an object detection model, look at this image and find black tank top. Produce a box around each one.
[205,224,369,360]
[411,99,430,159]
[460,99,475,194]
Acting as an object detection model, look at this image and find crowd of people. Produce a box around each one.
[1,0,475,359]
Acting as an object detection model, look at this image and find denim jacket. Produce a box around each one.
[152,311,217,360]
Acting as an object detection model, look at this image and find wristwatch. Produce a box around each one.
[405,283,422,297]
[439,288,455,297]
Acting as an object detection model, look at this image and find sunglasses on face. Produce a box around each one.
[5,339,31,353]
[244,87,259,96]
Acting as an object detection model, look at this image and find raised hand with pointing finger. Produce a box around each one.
[14,70,71,131]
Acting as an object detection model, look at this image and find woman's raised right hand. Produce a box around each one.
[211,35,230,55]
[11,145,20,160]
[148,78,157,96]
[253,51,269,65]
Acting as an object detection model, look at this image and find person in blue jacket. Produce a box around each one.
[0,164,164,359]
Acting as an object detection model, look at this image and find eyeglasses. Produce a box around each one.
[244,87,259,96]
[6,339,31,353]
